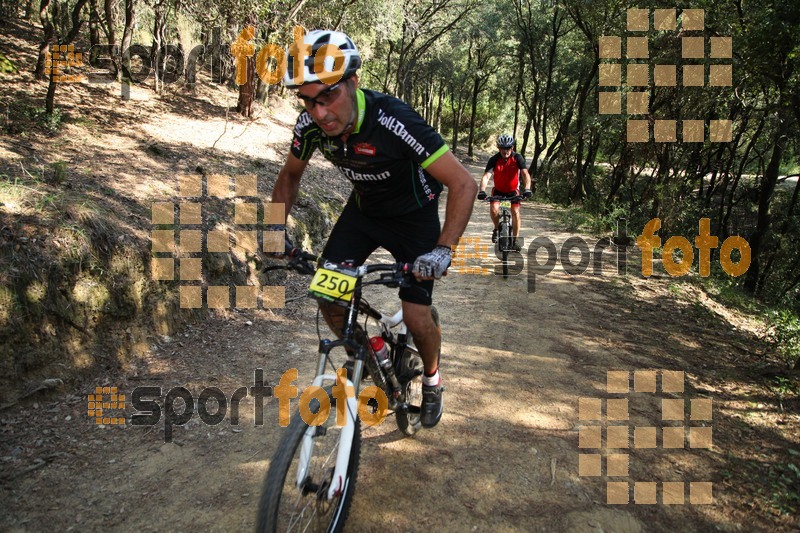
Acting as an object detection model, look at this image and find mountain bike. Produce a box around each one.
[484,195,524,278]
[257,249,440,532]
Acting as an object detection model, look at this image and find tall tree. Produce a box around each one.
[34,0,90,114]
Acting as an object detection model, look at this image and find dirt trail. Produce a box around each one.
[3,158,790,531]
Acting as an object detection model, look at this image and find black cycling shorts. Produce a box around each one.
[322,199,440,306]
[491,188,521,206]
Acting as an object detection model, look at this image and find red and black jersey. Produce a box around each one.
[485,152,526,193]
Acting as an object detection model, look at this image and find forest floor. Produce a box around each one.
[1,18,799,533]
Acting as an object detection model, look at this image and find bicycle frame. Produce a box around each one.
[297,270,411,502]
[485,196,523,252]
[498,204,514,250]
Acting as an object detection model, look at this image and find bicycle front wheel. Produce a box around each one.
[500,221,510,278]
[257,386,361,533]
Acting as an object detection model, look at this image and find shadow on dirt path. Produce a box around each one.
[1,159,796,532]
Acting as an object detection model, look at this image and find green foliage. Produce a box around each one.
[0,52,17,74]
[589,201,629,235]
[700,268,765,315]
[51,161,68,185]
[772,376,799,413]
[766,309,800,370]
[553,200,629,236]
[555,205,591,232]
[766,461,800,516]
[25,106,64,133]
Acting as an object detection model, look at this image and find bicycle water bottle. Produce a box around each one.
[370,336,402,401]
[369,337,391,369]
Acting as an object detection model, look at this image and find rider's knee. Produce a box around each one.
[402,308,436,339]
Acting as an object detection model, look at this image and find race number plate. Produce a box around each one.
[499,200,512,208]
[308,268,357,301]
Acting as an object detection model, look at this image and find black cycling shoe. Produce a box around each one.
[491,229,498,243]
[421,383,444,428]
[511,238,521,252]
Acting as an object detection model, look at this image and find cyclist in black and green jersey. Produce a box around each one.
[271,30,477,428]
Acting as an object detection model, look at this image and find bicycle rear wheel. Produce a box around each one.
[257,386,360,532]
[396,306,440,436]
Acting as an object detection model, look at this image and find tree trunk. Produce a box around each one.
[34,0,54,79]
[759,175,800,293]
[467,74,479,158]
[451,102,459,153]
[103,0,116,44]
[425,81,434,124]
[255,76,269,103]
[102,0,118,79]
[38,0,88,113]
[570,60,598,202]
[520,116,531,159]
[722,116,765,239]
[150,1,165,93]
[120,0,136,99]
[45,76,56,114]
[435,82,443,132]
[237,55,256,117]
[744,114,791,294]
[89,0,100,63]
[185,43,203,90]
[512,45,524,139]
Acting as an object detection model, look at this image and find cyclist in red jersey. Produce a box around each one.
[477,134,532,250]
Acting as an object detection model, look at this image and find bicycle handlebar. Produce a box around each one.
[264,248,413,286]
[483,195,525,203]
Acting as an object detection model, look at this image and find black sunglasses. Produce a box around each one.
[297,83,343,110]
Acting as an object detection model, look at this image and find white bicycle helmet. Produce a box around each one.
[497,134,514,149]
[284,30,361,88]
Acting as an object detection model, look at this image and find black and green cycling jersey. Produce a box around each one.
[290,88,449,218]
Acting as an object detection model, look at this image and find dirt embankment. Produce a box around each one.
[0,19,351,406]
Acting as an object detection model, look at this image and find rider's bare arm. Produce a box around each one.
[521,168,532,191]
[272,153,310,222]
[479,170,493,192]
[425,151,478,248]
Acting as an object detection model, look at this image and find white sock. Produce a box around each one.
[422,370,440,387]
